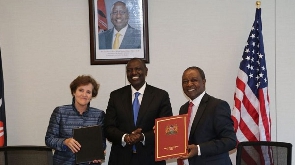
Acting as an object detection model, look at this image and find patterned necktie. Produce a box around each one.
[187,102,194,128]
[133,92,140,125]
[177,102,194,165]
[132,92,140,153]
[112,32,121,49]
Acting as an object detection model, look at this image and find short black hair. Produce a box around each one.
[184,66,206,80]
[126,58,147,69]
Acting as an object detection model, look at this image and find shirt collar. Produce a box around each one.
[190,91,206,105]
[131,82,147,95]
[114,25,128,36]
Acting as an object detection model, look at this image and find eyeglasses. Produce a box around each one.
[111,10,128,15]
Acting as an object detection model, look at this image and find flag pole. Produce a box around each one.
[256,1,261,9]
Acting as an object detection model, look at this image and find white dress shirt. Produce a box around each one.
[112,25,128,47]
[184,91,206,165]
[121,83,147,146]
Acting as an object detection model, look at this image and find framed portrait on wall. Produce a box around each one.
[88,0,149,65]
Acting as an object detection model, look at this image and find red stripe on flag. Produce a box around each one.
[236,77,259,125]
[236,77,246,92]
[258,89,271,141]
[0,121,4,146]
[242,94,259,125]
[239,118,258,141]
[241,147,258,165]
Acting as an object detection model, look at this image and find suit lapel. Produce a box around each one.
[106,29,114,49]
[135,85,153,126]
[180,102,189,115]
[120,25,133,49]
[122,86,136,128]
[189,93,209,141]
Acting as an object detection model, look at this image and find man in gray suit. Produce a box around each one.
[99,1,141,49]
[178,66,237,165]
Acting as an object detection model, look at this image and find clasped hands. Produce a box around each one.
[124,128,144,145]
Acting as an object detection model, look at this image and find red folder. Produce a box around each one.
[155,114,188,161]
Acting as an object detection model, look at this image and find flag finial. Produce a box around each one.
[256,1,261,9]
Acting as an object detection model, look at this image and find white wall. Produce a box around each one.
[276,0,295,148]
[0,0,294,164]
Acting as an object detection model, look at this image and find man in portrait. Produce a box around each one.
[98,1,141,49]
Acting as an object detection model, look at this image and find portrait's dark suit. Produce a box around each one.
[105,84,172,165]
[179,93,237,165]
[98,25,141,49]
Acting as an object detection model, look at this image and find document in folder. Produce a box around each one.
[155,114,188,161]
[73,125,104,164]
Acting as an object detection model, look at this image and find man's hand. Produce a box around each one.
[124,128,144,145]
[132,128,142,134]
[124,134,132,144]
[178,144,198,159]
[130,128,144,142]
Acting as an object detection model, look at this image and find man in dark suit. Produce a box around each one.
[105,58,173,165]
[178,66,237,165]
[99,1,141,49]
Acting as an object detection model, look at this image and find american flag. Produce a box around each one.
[231,8,271,143]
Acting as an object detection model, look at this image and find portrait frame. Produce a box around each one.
[88,0,149,65]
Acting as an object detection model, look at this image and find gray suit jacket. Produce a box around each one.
[98,25,141,49]
[105,84,173,165]
[179,93,237,165]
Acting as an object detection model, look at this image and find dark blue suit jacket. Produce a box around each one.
[98,25,141,49]
[179,93,237,165]
[105,84,172,165]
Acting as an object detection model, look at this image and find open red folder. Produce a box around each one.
[155,114,188,161]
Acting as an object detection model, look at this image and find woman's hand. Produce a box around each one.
[90,159,102,164]
[90,151,105,164]
[63,138,81,153]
